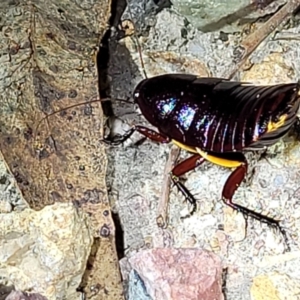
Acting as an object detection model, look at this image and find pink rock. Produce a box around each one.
[128,248,224,300]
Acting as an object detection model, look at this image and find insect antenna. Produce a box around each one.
[34,97,133,138]
[123,1,148,79]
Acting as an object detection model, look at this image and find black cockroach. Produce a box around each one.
[107,14,300,243]
[106,72,300,240]
[100,7,300,246]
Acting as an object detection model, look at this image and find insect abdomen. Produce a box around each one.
[190,81,300,152]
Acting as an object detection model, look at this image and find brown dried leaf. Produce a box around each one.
[0,1,123,299]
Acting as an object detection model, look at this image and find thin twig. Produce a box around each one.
[156,146,180,228]
[224,0,300,79]
[273,31,300,41]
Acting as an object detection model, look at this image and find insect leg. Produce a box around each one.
[134,126,171,143]
[171,154,206,214]
[222,156,287,241]
[104,125,171,145]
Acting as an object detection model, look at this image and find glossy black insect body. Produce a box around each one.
[111,73,300,245]
[133,74,299,152]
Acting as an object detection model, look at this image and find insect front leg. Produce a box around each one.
[103,124,171,145]
[171,154,206,214]
[222,154,288,246]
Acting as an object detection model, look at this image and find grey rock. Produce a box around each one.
[171,0,287,32]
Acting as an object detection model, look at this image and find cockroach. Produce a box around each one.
[100,6,300,245]
[106,72,300,241]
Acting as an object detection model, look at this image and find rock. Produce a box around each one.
[122,36,211,78]
[127,270,152,300]
[223,206,246,242]
[128,248,224,300]
[5,290,48,300]
[241,52,295,84]
[0,159,27,211]
[0,203,93,300]
[251,274,280,300]
[210,230,230,257]
[251,272,300,300]
[171,0,286,33]
[0,284,14,300]
[0,0,123,297]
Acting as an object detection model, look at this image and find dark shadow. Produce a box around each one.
[0,284,15,300]
[97,0,127,117]
[112,212,125,259]
[222,267,228,300]
[95,0,173,276]
[93,0,130,275]
[76,237,101,293]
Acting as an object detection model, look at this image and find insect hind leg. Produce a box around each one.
[222,156,289,249]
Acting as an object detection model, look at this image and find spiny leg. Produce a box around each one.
[171,154,206,214]
[222,155,288,247]
[103,125,171,145]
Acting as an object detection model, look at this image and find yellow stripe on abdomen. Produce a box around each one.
[196,148,242,168]
[172,140,198,153]
[172,140,242,168]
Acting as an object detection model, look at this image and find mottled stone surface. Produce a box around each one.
[107,1,300,299]
[251,272,300,299]
[5,290,48,300]
[0,0,124,299]
[171,0,286,32]
[0,203,93,300]
[127,270,152,300]
[126,248,223,300]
